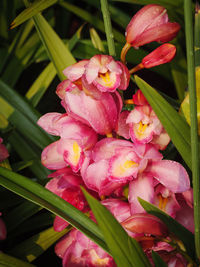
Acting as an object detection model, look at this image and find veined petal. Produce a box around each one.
[63,60,88,81]
[41,141,66,170]
[116,111,130,139]
[53,216,69,232]
[121,213,168,237]
[129,174,154,214]
[147,160,190,193]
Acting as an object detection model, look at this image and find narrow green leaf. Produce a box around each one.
[12,160,34,172]
[90,28,105,52]
[138,198,195,259]
[32,13,76,80]
[25,62,56,107]
[59,1,125,44]
[0,167,107,252]
[9,226,69,262]
[134,75,192,169]
[0,253,35,267]
[8,131,51,180]
[111,0,183,9]
[10,0,57,29]
[83,188,151,267]
[0,80,54,149]
[151,251,167,267]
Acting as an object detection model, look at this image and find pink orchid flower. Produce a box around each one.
[82,139,162,196]
[0,138,9,162]
[55,228,116,267]
[41,138,84,172]
[56,77,123,135]
[126,91,170,149]
[45,168,89,232]
[128,160,190,218]
[37,112,98,150]
[63,55,130,93]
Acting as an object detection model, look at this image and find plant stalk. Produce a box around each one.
[100,0,116,57]
[184,0,200,260]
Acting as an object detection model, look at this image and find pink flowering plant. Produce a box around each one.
[0,0,199,266]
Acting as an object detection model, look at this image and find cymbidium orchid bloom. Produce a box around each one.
[56,77,123,135]
[45,168,89,232]
[126,90,170,149]
[38,113,98,172]
[121,4,180,62]
[55,228,116,267]
[82,138,163,196]
[63,55,130,93]
[129,43,176,74]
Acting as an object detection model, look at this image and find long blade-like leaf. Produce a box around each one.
[83,188,151,267]
[0,253,35,267]
[0,167,107,252]
[134,75,193,169]
[32,13,76,80]
[10,0,57,29]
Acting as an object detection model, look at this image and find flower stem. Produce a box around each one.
[184,0,200,260]
[100,0,116,57]
[129,63,144,74]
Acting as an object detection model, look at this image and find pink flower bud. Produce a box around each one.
[125,4,180,48]
[142,43,176,68]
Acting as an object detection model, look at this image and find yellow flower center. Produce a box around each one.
[158,195,168,211]
[100,72,113,87]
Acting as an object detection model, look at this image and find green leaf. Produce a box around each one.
[90,28,105,52]
[9,226,69,262]
[25,62,56,107]
[10,0,57,29]
[0,167,107,252]
[82,188,151,267]
[195,2,200,67]
[151,251,167,267]
[0,79,54,149]
[0,253,35,267]
[134,75,192,169]
[111,0,183,9]
[138,198,195,259]
[32,13,76,80]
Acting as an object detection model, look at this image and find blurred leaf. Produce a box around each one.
[9,226,68,262]
[25,62,56,107]
[83,188,151,267]
[111,0,183,9]
[170,43,187,101]
[181,67,200,134]
[0,189,23,210]
[0,79,54,149]
[151,251,167,267]
[12,160,34,172]
[32,12,76,80]
[0,167,107,252]
[8,131,51,180]
[10,0,57,29]
[134,75,192,169]
[4,201,41,233]
[90,28,105,52]
[59,1,125,43]
[0,253,35,267]
[138,198,195,259]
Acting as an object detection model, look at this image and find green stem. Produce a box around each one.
[184,0,200,260]
[100,0,116,57]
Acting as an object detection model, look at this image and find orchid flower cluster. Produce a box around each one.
[38,4,193,267]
